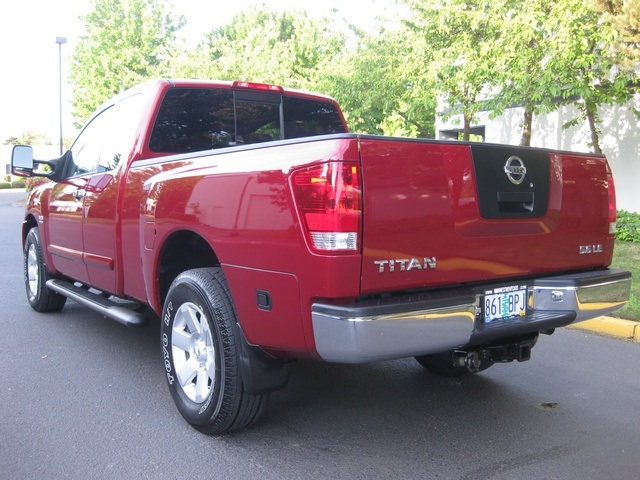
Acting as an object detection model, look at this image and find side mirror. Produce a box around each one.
[11,145,34,177]
[10,146,71,182]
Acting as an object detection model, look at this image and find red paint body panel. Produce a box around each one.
[136,137,362,355]
[47,179,90,283]
[358,138,613,294]
[83,173,119,291]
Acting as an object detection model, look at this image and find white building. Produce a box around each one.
[437,95,640,213]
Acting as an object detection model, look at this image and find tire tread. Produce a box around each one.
[24,227,66,313]
[164,267,268,435]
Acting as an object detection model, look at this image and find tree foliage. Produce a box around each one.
[402,0,639,150]
[66,0,638,152]
[175,7,435,137]
[3,132,52,146]
[173,7,345,89]
[545,0,637,153]
[69,0,185,124]
[481,0,635,149]
[403,0,505,140]
[591,0,640,68]
[314,27,436,137]
[482,0,561,145]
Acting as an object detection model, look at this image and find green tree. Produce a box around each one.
[3,132,53,145]
[69,0,185,124]
[174,7,345,90]
[403,0,638,149]
[549,0,637,154]
[487,0,639,150]
[591,0,640,69]
[484,0,562,146]
[314,26,436,137]
[403,0,504,141]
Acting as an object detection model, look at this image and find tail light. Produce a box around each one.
[607,163,617,236]
[291,162,362,253]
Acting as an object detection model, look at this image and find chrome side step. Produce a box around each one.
[46,279,148,328]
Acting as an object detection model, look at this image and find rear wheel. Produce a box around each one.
[415,350,494,378]
[24,227,66,312]
[161,267,267,435]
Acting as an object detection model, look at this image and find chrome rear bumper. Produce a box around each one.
[311,269,631,363]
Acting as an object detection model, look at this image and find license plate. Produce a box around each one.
[483,286,527,323]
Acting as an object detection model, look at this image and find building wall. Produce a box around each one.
[436,95,640,213]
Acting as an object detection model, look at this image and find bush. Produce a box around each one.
[25,177,51,192]
[0,182,11,189]
[3,174,9,183]
[11,179,26,189]
[616,210,640,243]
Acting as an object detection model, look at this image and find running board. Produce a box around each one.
[46,279,148,328]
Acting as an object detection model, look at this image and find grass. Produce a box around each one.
[610,240,640,321]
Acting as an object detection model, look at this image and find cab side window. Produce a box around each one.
[70,94,144,177]
[70,110,111,177]
[98,93,145,172]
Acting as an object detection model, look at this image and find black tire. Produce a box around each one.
[415,351,494,378]
[161,267,267,435]
[24,227,66,312]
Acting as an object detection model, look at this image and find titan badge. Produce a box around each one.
[374,257,437,273]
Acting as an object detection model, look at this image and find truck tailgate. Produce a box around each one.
[359,136,615,294]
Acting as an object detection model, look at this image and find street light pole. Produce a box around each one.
[56,37,67,155]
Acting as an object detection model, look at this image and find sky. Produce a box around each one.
[0,0,397,146]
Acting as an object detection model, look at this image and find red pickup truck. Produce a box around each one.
[13,79,631,434]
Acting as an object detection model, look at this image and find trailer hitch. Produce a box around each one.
[453,335,538,372]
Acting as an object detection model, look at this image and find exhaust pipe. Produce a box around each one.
[452,350,484,373]
[454,335,538,372]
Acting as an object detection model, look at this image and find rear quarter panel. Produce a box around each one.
[138,136,362,356]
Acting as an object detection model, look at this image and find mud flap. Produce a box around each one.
[235,324,289,395]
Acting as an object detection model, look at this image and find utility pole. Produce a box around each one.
[56,37,67,155]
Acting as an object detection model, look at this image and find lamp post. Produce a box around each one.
[56,37,67,155]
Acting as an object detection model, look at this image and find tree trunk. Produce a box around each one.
[462,112,472,141]
[585,103,602,155]
[520,104,533,146]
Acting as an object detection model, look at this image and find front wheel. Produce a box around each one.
[161,267,267,435]
[24,227,66,312]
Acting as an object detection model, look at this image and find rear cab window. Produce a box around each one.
[149,87,346,154]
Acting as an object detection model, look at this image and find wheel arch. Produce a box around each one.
[155,229,220,311]
[153,232,290,399]
[22,214,57,276]
[22,214,39,246]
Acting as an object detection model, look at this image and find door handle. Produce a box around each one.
[73,189,86,200]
